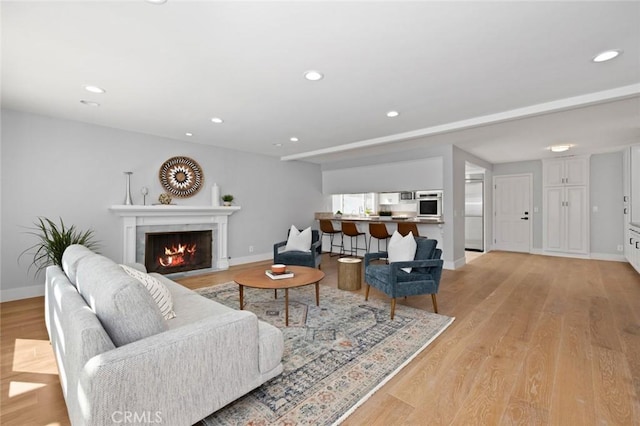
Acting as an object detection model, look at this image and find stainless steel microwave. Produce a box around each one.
[415,190,443,218]
[400,191,414,201]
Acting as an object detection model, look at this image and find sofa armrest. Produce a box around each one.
[390,259,444,286]
[311,239,322,255]
[77,310,272,426]
[365,251,388,267]
[273,240,287,258]
[390,259,443,271]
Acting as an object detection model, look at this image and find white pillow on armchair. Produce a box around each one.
[284,225,312,252]
[387,231,417,273]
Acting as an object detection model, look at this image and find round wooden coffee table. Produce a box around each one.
[234,265,325,326]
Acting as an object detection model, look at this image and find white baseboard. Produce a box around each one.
[590,252,627,262]
[444,256,467,270]
[229,252,272,266]
[538,250,590,260]
[1,284,45,302]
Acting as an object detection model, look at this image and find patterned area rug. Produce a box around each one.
[196,282,454,425]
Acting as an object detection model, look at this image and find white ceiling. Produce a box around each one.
[2,1,639,166]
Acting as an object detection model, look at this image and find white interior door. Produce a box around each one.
[493,174,532,253]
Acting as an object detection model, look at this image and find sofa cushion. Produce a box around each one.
[284,225,312,252]
[62,244,95,287]
[413,238,438,273]
[75,253,167,346]
[120,264,176,320]
[388,231,417,273]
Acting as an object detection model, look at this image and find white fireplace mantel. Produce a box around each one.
[109,205,241,270]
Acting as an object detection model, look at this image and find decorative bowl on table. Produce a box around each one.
[271,264,286,274]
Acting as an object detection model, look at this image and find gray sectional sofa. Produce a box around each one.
[45,244,284,426]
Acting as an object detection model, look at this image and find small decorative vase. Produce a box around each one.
[211,183,220,206]
[223,201,232,206]
[123,172,133,205]
[158,193,173,205]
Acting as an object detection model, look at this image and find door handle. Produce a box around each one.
[520,217,529,220]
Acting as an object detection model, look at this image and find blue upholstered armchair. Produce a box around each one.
[273,229,322,269]
[364,237,443,319]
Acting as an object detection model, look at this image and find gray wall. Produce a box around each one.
[1,109,322,300]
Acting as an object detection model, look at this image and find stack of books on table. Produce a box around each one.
[265,270,294,280]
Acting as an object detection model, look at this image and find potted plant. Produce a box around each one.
[335,210,343,218]
[221,194,234,206]
[19,217,99,277]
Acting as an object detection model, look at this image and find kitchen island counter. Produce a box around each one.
[314,212,444,225]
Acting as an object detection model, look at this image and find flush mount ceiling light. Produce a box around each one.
[80,100,100,107]
[185,132,193,137]
[386,110,400,118]
[210,117,224,124]
[145,0,168,4]
[304,70,324,81]
[290,137,299,142]
[273,143,283,147]
[592,49,622,63]
[84,85,105,94]
[550,144,572,153]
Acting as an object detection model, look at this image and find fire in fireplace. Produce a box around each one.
[145,230,212,274]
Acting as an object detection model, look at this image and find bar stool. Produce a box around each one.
[319,219,342,257]
[368,222,392,253]
[341,221,366,257]
[397,222,420,237]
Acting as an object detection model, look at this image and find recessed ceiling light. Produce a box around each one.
[80,100,100,107]
[290,137,299,142]
[145,0,168,4]
[273,143,283,147]
[211,117,224,124]
[185,132,193,137]
[550,144,571,152]
[304,70,324,81]
[592,49,622,63]
[386,111,400,118]
[84,85,105,94]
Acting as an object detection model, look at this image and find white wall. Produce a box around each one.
[1,109,322,301]
[322,157,443,194]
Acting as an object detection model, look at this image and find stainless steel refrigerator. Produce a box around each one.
[465,180,484,251]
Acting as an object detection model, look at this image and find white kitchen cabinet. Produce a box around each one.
[631,145,640,226]
[543,186,589,254]
[378,192,400,205]
[542,156,589,255]
[624,144,640,275]
[623,147,631,221]
[543,156,589,186]
[627,226,640,274]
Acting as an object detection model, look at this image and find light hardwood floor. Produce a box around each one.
[1,252,639,425]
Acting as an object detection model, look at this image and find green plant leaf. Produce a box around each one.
[19,217,100,278]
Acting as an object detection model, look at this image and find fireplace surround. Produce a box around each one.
[110,205,240,273]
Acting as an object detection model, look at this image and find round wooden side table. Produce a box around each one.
[337,257,362,291]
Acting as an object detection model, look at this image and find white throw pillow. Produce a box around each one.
[284,225,312,252]
[387,231,417,273]
[120,264,176,320]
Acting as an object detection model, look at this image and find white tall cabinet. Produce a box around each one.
[542,156,590,255]
[624,145,640,274]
